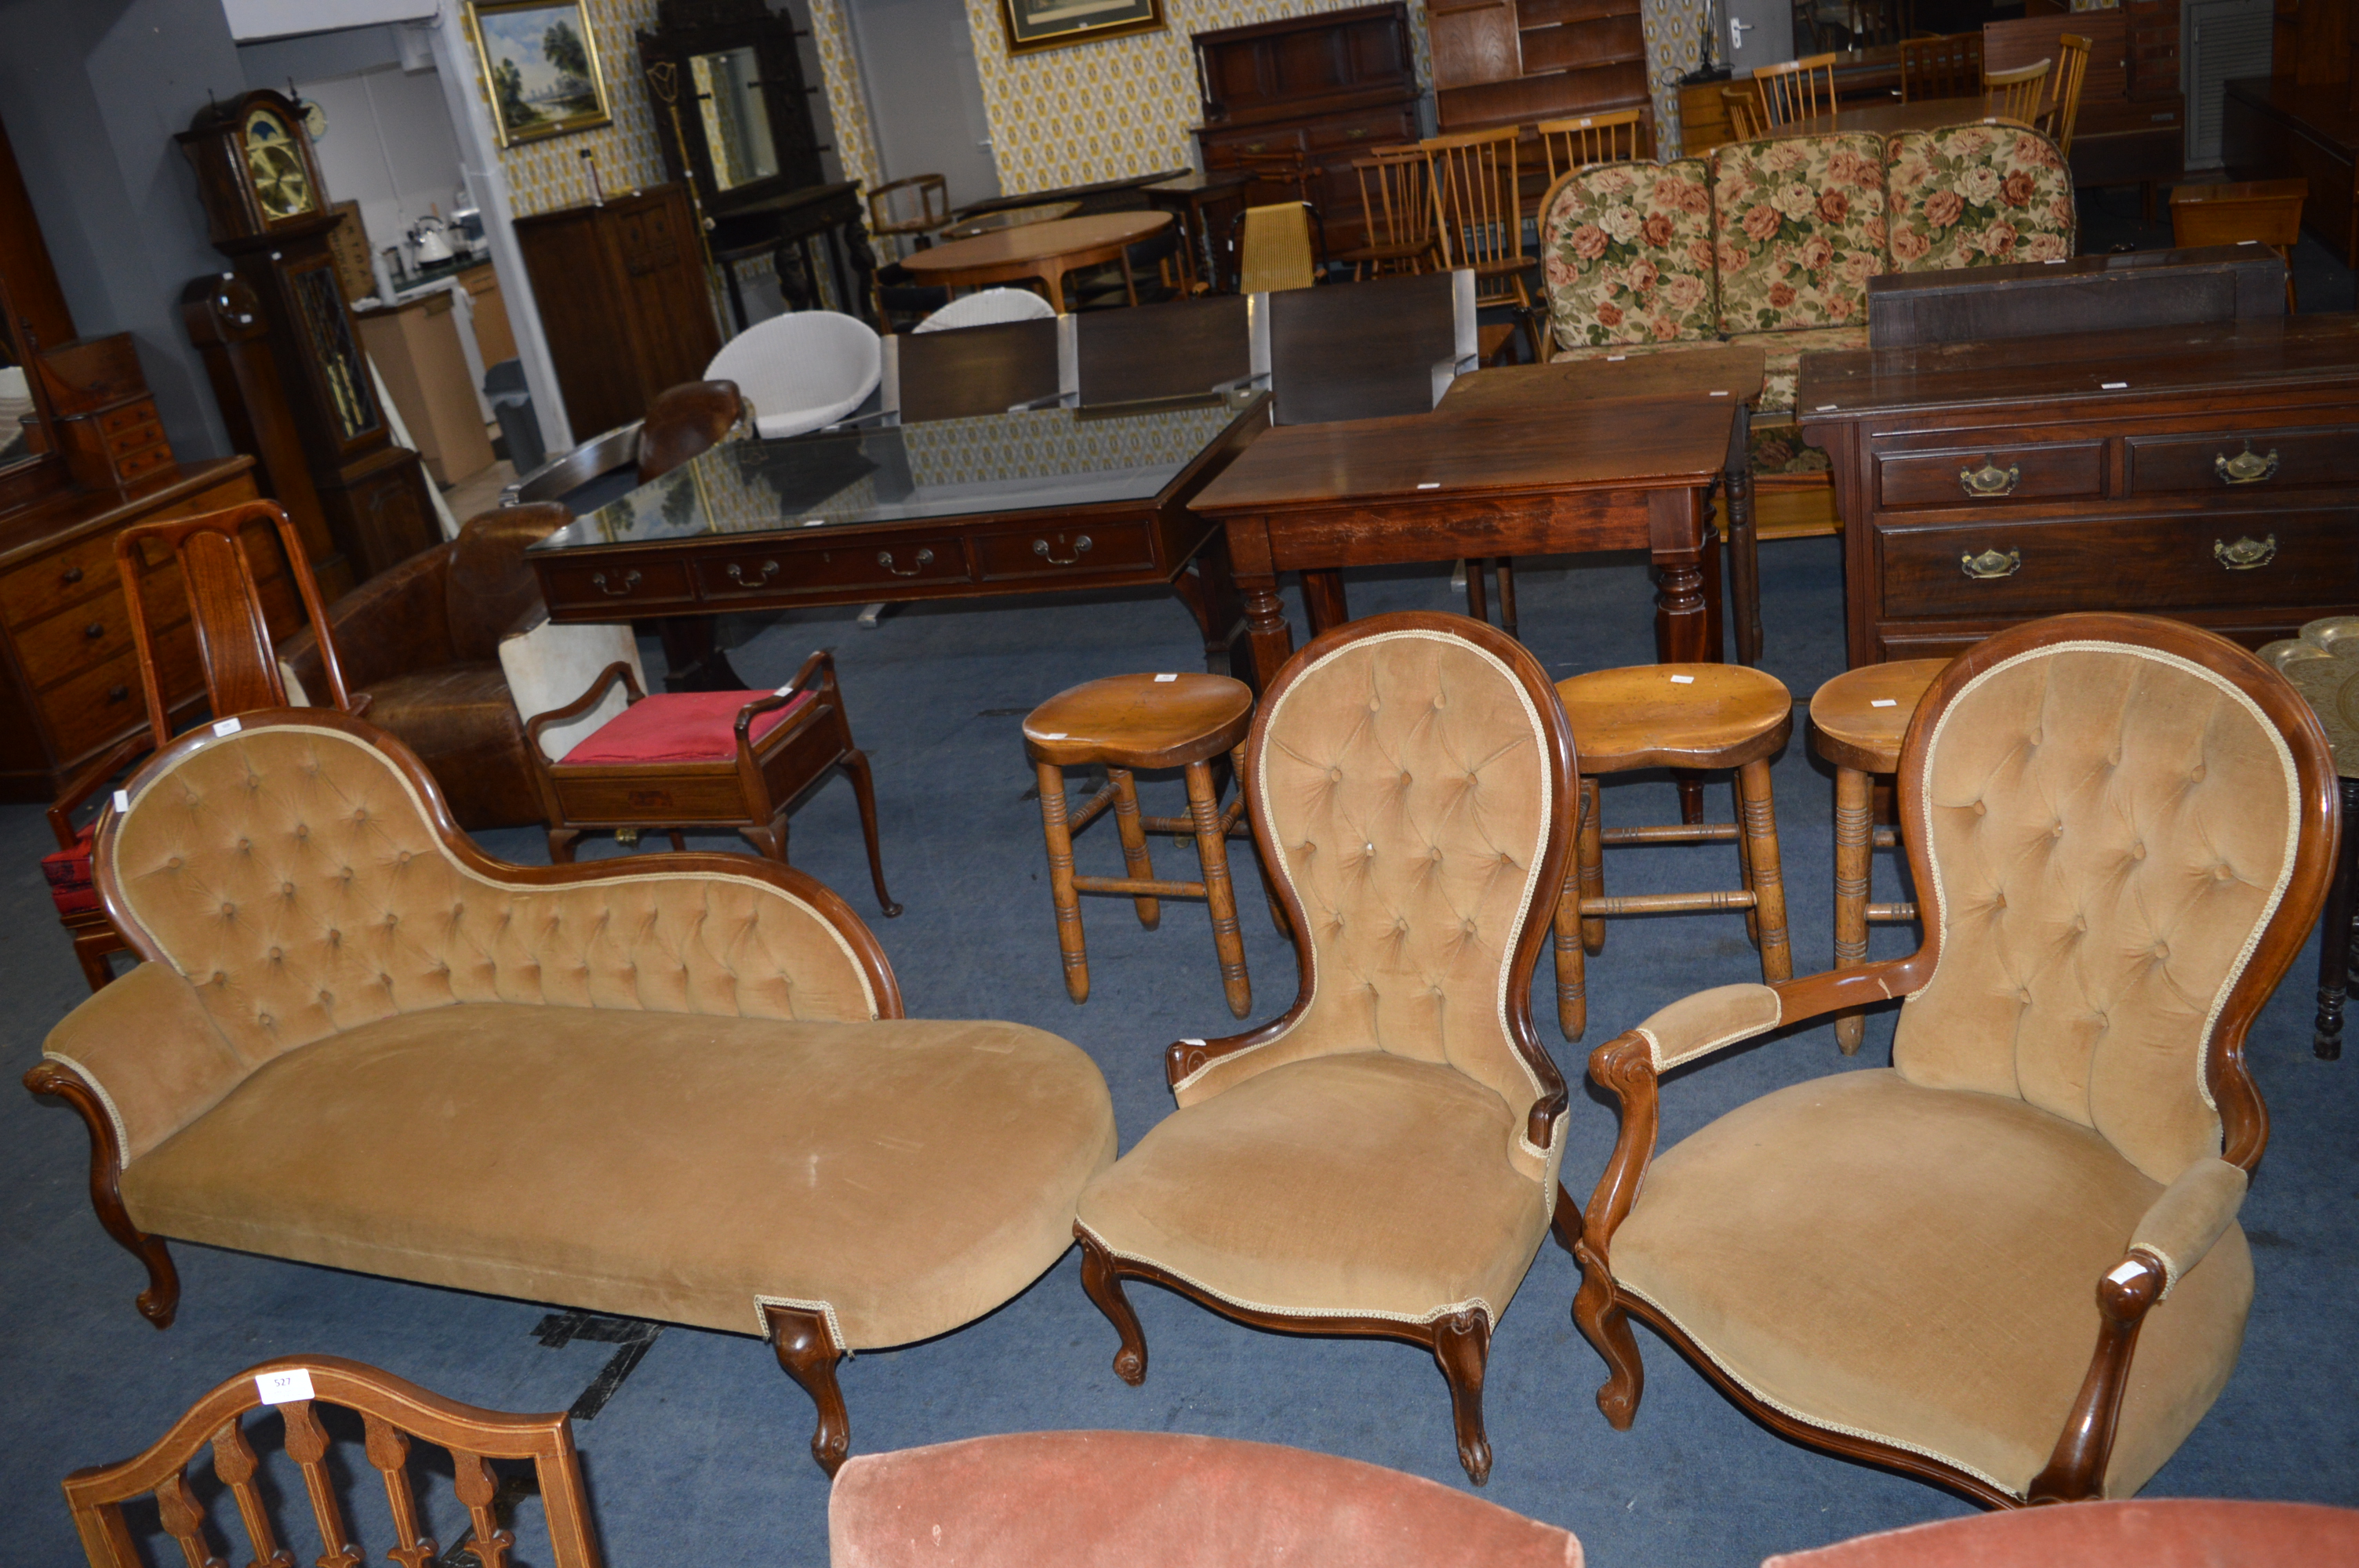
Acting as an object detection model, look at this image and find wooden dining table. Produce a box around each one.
[1758,96,2030,140]
[899,212,1172,313]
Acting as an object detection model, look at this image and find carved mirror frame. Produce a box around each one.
[636,0,825,217]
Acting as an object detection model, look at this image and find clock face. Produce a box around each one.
[242,107,317,221]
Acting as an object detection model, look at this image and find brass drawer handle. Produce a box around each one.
[591,569,642,597]
[2214,443,2280,485]
[878,548,934,577]
[1033,535,1093,566]
[1958,459,2021,498]
[1960,547,2023,579]
[726,559,780,585]
[2214,534,2277,571]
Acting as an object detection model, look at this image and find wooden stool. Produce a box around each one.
[1551,663,1794,1040]
[2258,617,2359,1058]
[1806,659,1945,1054]
[2170,179,2307,312]
[1025,673,1267,1018]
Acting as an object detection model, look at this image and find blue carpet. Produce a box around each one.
[2,537,2353,1564]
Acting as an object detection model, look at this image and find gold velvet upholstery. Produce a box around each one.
[1572,615,2339,1507]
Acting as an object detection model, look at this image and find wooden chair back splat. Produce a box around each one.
[1423,129,1528,311]
[1723,85,1765,141]
[1342,147,1435,279]
[1536,110,1647,184]
[60,1356,603,1568]
[1899,31,1984,103]
[2045,33,2092,155]
[1983,57,2052,125]
[1754,53,1841,126]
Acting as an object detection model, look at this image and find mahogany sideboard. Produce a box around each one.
[1800,316,2359,667]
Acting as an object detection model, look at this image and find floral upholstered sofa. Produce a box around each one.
[1539,124,2076,474]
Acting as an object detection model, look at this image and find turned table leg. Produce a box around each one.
[2317,775,2359,1059]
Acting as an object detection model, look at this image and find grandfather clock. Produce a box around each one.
[177,90,435,579]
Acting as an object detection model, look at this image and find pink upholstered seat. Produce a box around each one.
[1764,1499,2359,1567]
[559,688,813,764]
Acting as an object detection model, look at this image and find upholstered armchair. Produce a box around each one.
[279,504,643,830]
[1571,614,2338,1505]
[1073,612,1577,1485]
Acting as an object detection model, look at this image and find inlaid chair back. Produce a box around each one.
[2047,33,2092,155]
[114,501,352,747]
[1536,109,1647,184]
[1348,145,1435,276]
[1754,53,1841,125]
[1214,612,1575,1178]
[60,1356,602,1568]
[1899,31,1984,102]
[1984,57,2052,125]
[1893,620,2334,1181]
[1423,129,1528,308]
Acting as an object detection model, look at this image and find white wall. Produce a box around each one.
[299,63,468,277]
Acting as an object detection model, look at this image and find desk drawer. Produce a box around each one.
[2123,424,2359,495]
[691,536,971,598]
[1876,441,2105,509]
[1881,508,2358,617]
[2,532,116,628]
[1307,109,1417,152]
[17,590,137,689]
[537,559,696,612]
[1204,128,1310,162]
[44,648,147,760]
[976,522,1157,583]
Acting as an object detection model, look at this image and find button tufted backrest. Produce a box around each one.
[98,720,885,1075]
[1240,619,1570,1178]
[1898,641,2306,1182]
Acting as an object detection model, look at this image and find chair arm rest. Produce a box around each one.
[49,732,155,849]
[523,660,644,757]
[1632,955,1928,1073]
[34,964,248,1166]
[2128,1158,2248,1297]
[501,622,645,760]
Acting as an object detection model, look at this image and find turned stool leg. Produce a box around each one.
[1036,760,1091,1004]
[1187,757,1252,1018]
[1109,767,1161,929]
[1554,864,1587,1041]
[1733,773,1760,949]
[1832,763,1874,1055]
[1578,778,1606,955]
[1737,757,1791,983]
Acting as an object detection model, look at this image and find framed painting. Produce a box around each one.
[470,0,614,147]
[1000,0,1166,55]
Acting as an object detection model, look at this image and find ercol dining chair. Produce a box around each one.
[60,1356,603,1568]
[1983,57,2052,125]
[1723,84,1766,141]
[867,173,950,258]
[1423,128,1532,344]
[1339,145,1436,279]
[1754,53,1841,125]
[1899,31,1983,102]
[705,310,882,439]
[1536,108,1647,183]
[1571,613,2339,1506]
[2045,33,2092,155]
[1073,612,1578,1486]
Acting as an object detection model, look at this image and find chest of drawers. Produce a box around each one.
[1799,317,2359,666]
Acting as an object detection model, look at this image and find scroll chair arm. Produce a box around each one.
[49,732,156,851]
[524,660,645,757]
[731,648,839,764]
[1164,1014,1300,1095]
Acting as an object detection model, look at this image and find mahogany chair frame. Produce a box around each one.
[1754,53,1841,126]
[61,1355,602,1568]
[1074,612,1580,1486]
[1339,145,1437,279]
[1983,57,2052,126]
[1899,31,1984,103]
[2044,33,2092,154]
[524,647,899,916]
[1536,109,1648,185]
[1570,613,2339,1507]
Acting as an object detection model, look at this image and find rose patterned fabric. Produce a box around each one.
[1541,158,1719,352]
[1726,325,1868,416]
[1750,416,1832,475]
[1712,133,1890,336]
[1885,124,2077,271]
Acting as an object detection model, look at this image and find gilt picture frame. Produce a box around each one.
[999,0,1166,56]
[470,0,614,147]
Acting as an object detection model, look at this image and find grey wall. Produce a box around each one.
[0,0,254,460]
[238,24,405,90]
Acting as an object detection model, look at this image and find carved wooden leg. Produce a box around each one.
[23,1062,180,1328]
[2027,1255,2166,1503]
[1301,569,1350,636]
[763,1303,851,1477]
[1553,863,1587,1042]
[1078,1229,1148,1385]
[1733,772,1759,949]
[1431,1309,1494,1486]
[1463,558,1490,625]
[1832,763,1874,1055]
[1240,574,1295,692]
[1188,758,1252,1018]
[1495,558,1519,643]
[1550,1181,1582,1258]
[1036,760,1090,1004]
[740,822,788,863]
[547,829,580,866]
[1109,768,1161,929]
[1572,1250,1643,1430]
[1738,757,1791,983]
[839,746,901,917]
[2316,776,2358,1059]
[1578,778,1606,955]
[1725,459,1761,666]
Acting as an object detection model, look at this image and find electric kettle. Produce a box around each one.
[411,216,455,266]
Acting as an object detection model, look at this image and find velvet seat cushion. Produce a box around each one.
[1076,1053,1550,1323]
[1611,1069,2252,1501]
[561,688,814,765]
[118,1004,1117,1348]
[1764,1499,2359,1568]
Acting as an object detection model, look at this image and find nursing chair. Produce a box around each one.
[1571,613,2339,1505]
[1073,612,1577,1485]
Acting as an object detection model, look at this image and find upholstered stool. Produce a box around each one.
[1024,673,1270,1018]
[1806,659,1944,1054]
[1552,663,1793,1040]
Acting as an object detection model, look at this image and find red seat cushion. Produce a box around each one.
[559,688,816,766]
[42,824,99,918]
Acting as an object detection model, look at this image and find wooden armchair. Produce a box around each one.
[1073,612,1577,1485]
[61,1356,601,1568]
[1571,613,2339,1504]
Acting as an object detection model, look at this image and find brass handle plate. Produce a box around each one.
[1033,535,1094,566]
[1959,546,2023,579]
[591,569,642,597]
[726,559,780,585]
[2214,534,2277,570]
[878,548,935,578]
[2214,443,2281,485]
[1957,458,2022,498]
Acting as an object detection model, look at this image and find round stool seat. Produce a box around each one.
[1024,673,1253,770]
[1807,659,1947,775]
[1555,664,1793,772]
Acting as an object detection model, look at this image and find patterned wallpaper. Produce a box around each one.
[962,0,1434,196]
[1641,0,1705,154]
[808,0,885,190]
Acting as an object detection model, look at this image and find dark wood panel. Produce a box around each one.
[897,319,1060,423]
[1431,2,1520,89]
[1866,248,2284,348]
[1077,296,1251,406]
[2224,76,2359,266]
[2124,423,2359,493]
[1518,13,1645,74]
[1876,441,2106,508]
[1437,63,1651,132]
[1518,0,1641,27]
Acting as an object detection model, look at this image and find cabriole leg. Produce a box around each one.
[764,1303,850,1477]
[1432,1309,1494,1485]
[1077,1229,1148,1385]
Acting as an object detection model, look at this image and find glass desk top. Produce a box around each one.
[531,401,1242,554]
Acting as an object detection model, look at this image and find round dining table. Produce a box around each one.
[899,211,1172,314]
